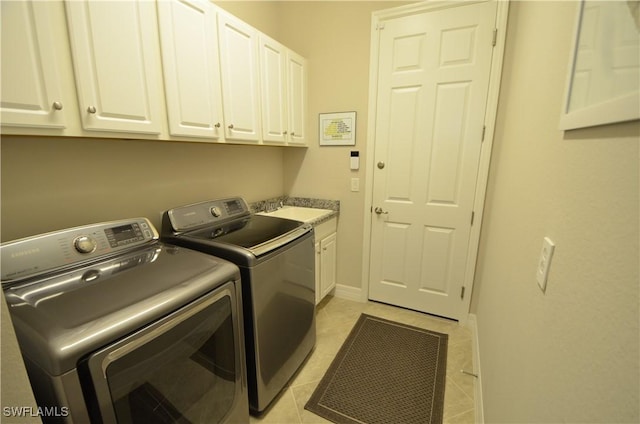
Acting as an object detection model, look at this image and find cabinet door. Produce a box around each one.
[1,1,66,129]
[218,12,261,142]
[259,35,287,144]
[315,242,322,305]
[158,0,224,140]
[65,0,163,134]
[320,233,337,299]
[287,50,307,145]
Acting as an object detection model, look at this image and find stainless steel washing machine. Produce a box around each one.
[162,197,316,414]
[1,218,249,423]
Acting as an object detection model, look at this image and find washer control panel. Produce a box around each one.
[1,218,158,283]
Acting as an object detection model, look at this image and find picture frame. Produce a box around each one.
[559,0,640,130]
[319,111,356,146]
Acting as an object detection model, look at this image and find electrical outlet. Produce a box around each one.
[536,237,555,292]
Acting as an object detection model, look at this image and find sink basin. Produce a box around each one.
[257,206,334,223]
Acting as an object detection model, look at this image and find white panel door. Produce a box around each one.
[65,0,163,134]
[259,35,288,144]
[1,0,67,128]
[369,1,497,320]
[218,12,261,142]
[158,0,224,140]
[287,50,308,145]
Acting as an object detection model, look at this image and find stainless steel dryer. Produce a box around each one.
[161,197,316,414]
[1,218,249,423]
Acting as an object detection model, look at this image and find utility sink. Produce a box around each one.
[257,206,334,223]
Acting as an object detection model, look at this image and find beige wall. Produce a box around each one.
[472,1,639,422]
[1,136,284,240]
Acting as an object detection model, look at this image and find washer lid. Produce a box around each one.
[3,243,239,375]
[187,215,302,248]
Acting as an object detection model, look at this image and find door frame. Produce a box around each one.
[361,0,510,324]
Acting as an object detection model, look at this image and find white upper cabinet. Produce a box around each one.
[259,35,288,144]
[286,50,308,145]
[1,1,67,129]
[259,35,308,146]
[1,1,307,146]
[65,0,163,134]
[158,0,224,140]
[217,11,262,143]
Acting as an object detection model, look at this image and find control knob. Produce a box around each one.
[210,206,222,218]
[73,235,97,254]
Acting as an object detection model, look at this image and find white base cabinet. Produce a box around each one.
[314,217,337,305]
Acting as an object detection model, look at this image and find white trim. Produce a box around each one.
[374,0,490,21]
[467,313,484,424]
[361,0,510,322]
[333,284,365,303]
[359,11,381,305]
[457,0,510,320]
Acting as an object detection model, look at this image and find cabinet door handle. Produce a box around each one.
[228,124,234,130]
[214,123,221,128]
[291,132,295,136]
[87,106,97,114]
[283,131,288,135]
[52,101,63,111]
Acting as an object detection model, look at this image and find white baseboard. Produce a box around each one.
[333,284,365,302]
[467,313,484,424]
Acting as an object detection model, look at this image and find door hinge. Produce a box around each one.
[460,286,466,300]
[377,22,386,30]
[481,125,486,142]
[492,28,497,46]
[471,211,475,225]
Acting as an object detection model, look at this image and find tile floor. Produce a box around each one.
[250,295,477,424]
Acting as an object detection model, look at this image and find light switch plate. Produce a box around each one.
[350,178,360,192]
[536,237,555,292]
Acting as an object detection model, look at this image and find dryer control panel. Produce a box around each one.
[1,218,158,284]
[167,197,250,232]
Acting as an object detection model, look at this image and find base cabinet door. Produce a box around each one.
[320,233,337,299]
[1,0,67,129]
[65,0,164,134]
[315,231,337,305]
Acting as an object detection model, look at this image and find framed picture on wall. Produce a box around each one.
[319,111,356,146]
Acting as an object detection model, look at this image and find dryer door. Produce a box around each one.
[80,281,248,423]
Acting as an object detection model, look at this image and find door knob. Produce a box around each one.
[374,207,388,215]
[377,161,385,169]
